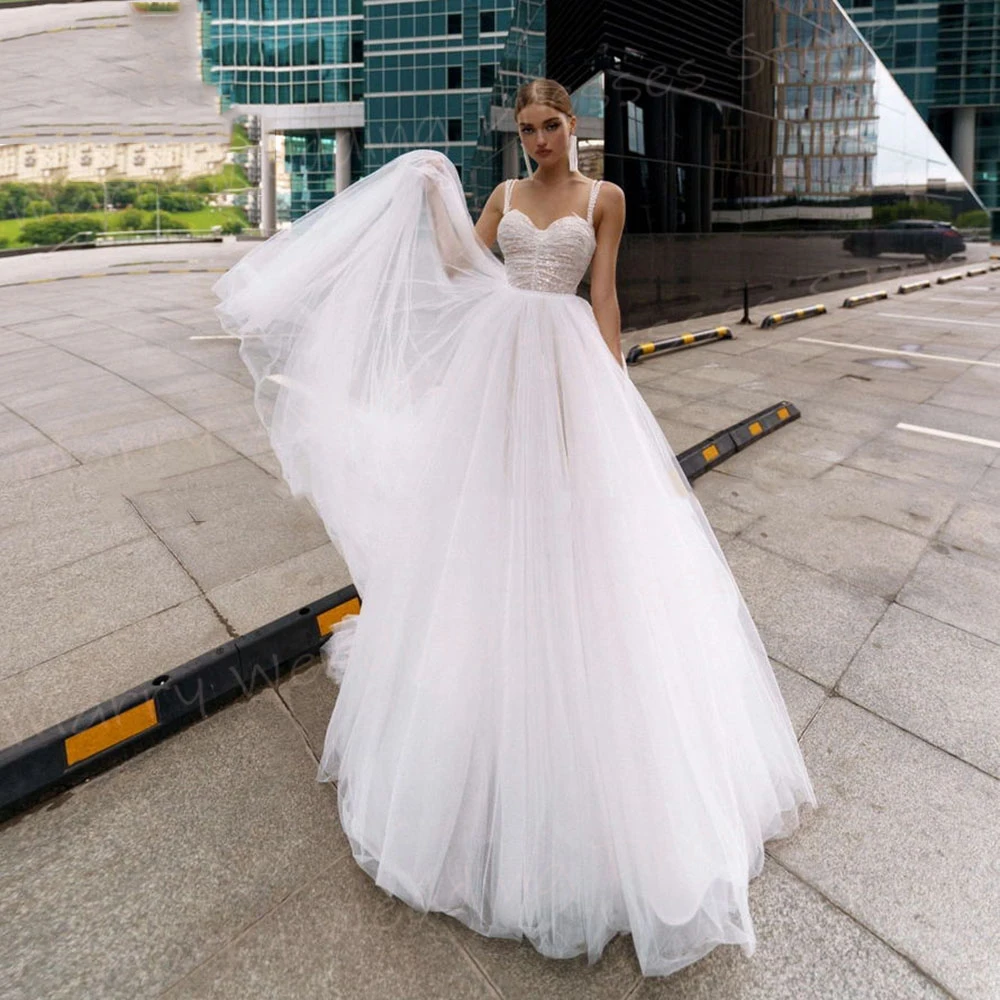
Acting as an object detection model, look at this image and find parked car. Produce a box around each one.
[842,219,965,263]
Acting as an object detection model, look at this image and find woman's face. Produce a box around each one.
[517,105,574,168]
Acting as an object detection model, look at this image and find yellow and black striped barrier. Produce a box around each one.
[966,266,989,277]
[760,304,826,329]
[842,290,888,309]
[677,401,800,480]
[0,584,361,821]
[897,279,932,294]
[626,326,732,364]
[936,271,964,284]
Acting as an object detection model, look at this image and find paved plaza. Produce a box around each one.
[0,236,998,999]
[0,0,224,145]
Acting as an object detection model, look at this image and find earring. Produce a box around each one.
[569,133,579,172]
[522,144,533,179]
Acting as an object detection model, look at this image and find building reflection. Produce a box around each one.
[512,0,989,329]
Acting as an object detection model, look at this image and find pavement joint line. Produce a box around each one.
[154,854,350,997]
[896,422,1000,450]
[189,334,239,340]
[0,267,229,290]
[796,336,1000,369]
[765,848,962,999]
[434,920,507,999]
[875,311,1000,330]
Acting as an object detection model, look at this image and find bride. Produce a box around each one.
[212,77,818,978]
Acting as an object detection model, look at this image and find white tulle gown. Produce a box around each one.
[212,148,818,977]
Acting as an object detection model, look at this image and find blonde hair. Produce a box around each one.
[514,78,574,121]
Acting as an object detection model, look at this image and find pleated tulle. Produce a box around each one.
[212,149,818,977]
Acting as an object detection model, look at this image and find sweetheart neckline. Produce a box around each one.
[502,208,595,236]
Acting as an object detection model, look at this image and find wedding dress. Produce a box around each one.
[212,148,818,977]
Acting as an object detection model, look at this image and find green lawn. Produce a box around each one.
[0,205,247,248]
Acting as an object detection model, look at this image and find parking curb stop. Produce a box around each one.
[760,305,826,329]
[0,586,361,822]
[842,290,888,308]
[677,401,800,480]
[898,279,932,294]
[626,327,732,364]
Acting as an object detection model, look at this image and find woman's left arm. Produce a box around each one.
[589,182,627,370]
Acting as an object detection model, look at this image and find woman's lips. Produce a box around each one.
[536,150,550,156]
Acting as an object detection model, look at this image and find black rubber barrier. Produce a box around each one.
[966,266,989,277]
[0,585,361,822]
[936,272,964,284]
[677,401,801,480]
[898,279,932,294]
[760,305,826,329]
[626,327,732,364]
[842,290,888,308]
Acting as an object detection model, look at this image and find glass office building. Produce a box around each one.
[840,0,1000,235]
[537,0,985,328]
[199,0,986,327]
[197,0,533,224]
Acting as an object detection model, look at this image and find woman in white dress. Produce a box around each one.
[213,77,818,978]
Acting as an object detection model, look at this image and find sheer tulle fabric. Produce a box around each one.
[212,149,817,977]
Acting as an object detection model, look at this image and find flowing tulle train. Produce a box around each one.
[212,149,818,976]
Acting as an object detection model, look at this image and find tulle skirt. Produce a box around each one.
[212,149,818,977]
[315,284,817,976]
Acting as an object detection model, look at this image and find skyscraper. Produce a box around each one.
[839,0,1000,236]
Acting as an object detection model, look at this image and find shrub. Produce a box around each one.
[955,209,990,229]
[220,218,244,234]
[20,214,104,245]
[134,190,207,212]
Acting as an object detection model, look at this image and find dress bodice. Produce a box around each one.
[497,177,602,294]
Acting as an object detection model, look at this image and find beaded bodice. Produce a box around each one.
[496,177,602,294]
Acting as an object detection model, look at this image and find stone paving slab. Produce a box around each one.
[838,602,1000,778]
[0,692,349,1000]
[770,697,1000,1000]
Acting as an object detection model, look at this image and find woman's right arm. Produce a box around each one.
[421,165,499,279]
[473,183,506,250]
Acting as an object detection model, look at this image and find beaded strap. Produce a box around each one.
[503,178,514,214]
[586,179,602,225]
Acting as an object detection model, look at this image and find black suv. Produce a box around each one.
[843,220,965,263]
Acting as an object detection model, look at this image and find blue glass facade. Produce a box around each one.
[840,0,1000,226]
[198,0,364,108]
[363,0,515,185]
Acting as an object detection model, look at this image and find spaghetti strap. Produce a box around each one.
[586,179,602,225]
